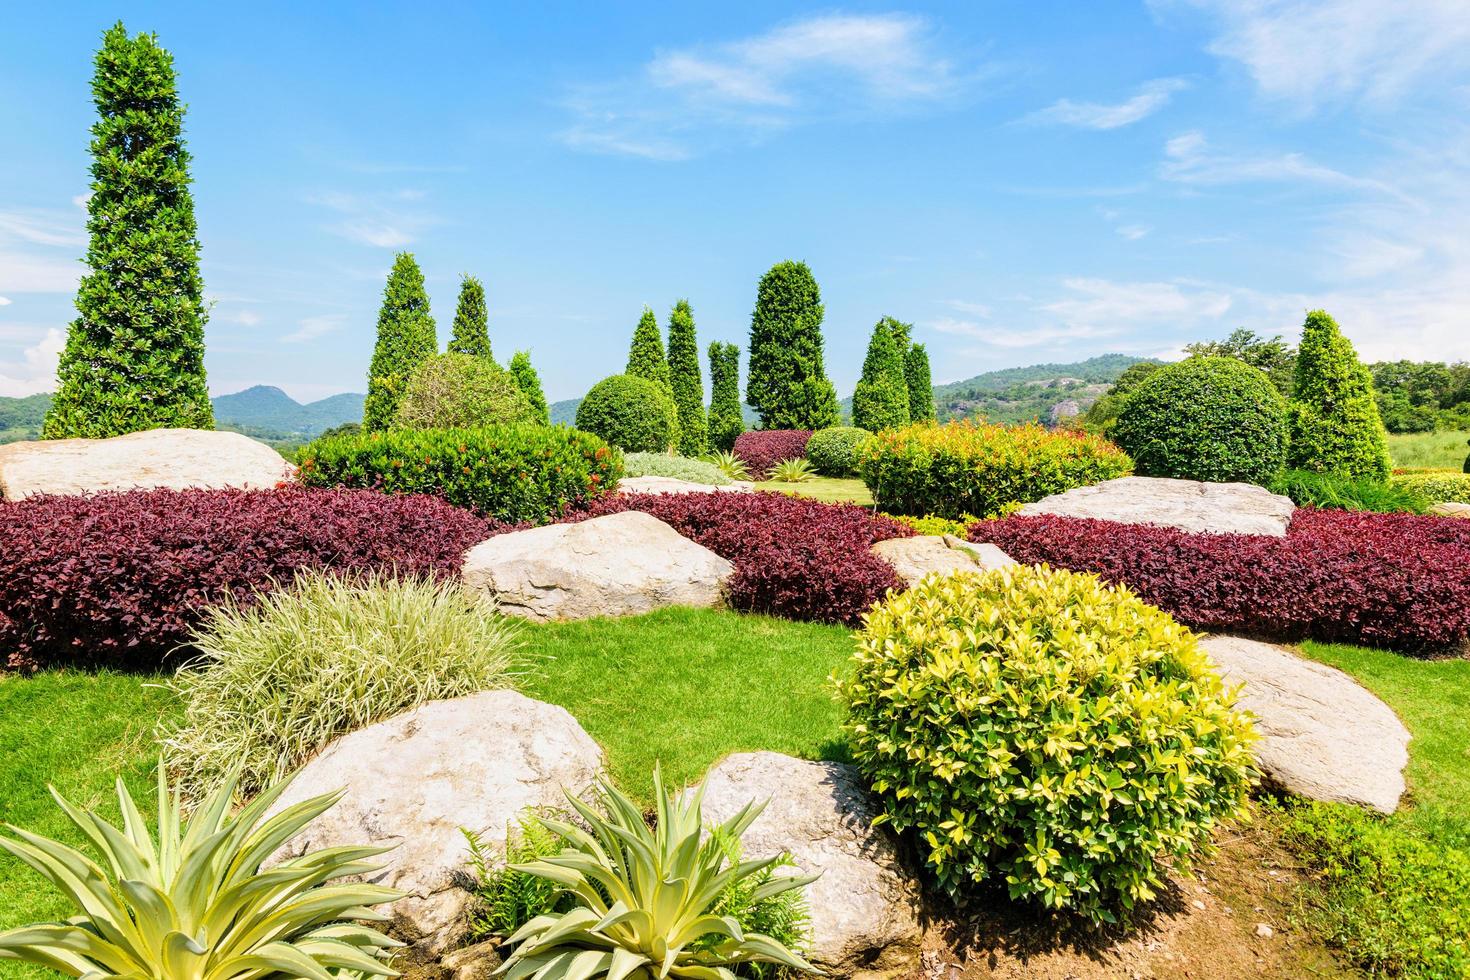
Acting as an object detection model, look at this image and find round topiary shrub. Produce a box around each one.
[838,565,1256,921]
[576,374,679,453]
[1112,356,1287,484]
[395,352,538,430]
[805,426,870,476]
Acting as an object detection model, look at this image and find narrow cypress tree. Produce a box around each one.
[44,22,213,439]
[746,261,839,430]
[509,350,550,424]
[708,341,745,452]
[363,252,436,431]
[447,274,491,359]
[627,307,670,388]
[851,318,911,431]
[666,300,708,456]
[1287,310,1391,480]
[905,343,936,421]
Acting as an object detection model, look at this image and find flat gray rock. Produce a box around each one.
[461,511,734,621]
[1200,635,1409,813]
[1429,502,1470,519]
[617,475,752,494]
[696,752,923,979]
[0,428,294,500]
[1018,476,1295,536]
[871,534,1016,589]
[267,691,604,954]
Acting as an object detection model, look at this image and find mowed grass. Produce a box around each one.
[756,476,873,506]
[1387,429,1470,470]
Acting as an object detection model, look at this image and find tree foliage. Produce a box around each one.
[851,317,911,431]
[707,341,745,452]
[509,350,550,424]
[666,299,708,455]
[44,22,214,439]
[447,274,491,359]
[627,306,670,390]
[904,343,936,422]
[363,252,436,431]
[1287,310,1391,481]
[1184,328,1296,398]
[746,261,839,430]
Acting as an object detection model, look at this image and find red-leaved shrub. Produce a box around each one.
[0,488,499,670]
[733,430,813,478]
[971,509,1470,652]
[571,491,911,624]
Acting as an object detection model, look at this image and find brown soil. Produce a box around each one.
[913,823,1357,980]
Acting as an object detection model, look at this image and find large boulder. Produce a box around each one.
[1200,635,1409,813]
[696,752,923,979]
[461,511,734,621]
[871,534,1015,589]
[618,475,753,495]
[1018,476,1295,536]
[1430,502,1470,519]
[0,428,294,500]
[266,691,604,953]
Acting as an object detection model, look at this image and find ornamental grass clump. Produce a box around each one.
[162,570,522,799]
[838,566,1256,922]
[0,762,403,978]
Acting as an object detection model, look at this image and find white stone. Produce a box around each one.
[0,428,294,500]
[461,511,733,621]
[266,691,604,953]
[696,752,923,979]
[1200,635,1410,814]
[1429,501,1470,519]
[1018,476,1295,536]
[871,534,1017,589]
[617,475,753,494]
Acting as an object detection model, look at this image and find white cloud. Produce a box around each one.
[283,313,346,344]
[1162,0,1470,110]
[560,14,978,159]
[1026,78,1187,129]
[214,309,263,327]
[1159,130,1407,198]
[944,299,993,317]
[0,250,82,293]
[0,327,63,398]
[306,191,436,248]
[1041,278,1234,327]
[0,296,11,306]
[0,209,85,248]
[0,204,85,293]
[1116,224,1151,240]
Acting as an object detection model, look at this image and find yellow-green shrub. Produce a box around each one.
[1388,470,1470,505]
[837,566,1256,922]
[854,421,1131,519]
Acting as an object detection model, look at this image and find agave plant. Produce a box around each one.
[0,761,403,979]
[768,459,816,484]
[496,768,821,980]
[704,451,752,482]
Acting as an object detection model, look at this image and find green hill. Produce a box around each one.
[932,354,1151,424]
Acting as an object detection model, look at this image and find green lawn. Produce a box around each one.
[1387,429,1470,470]
[756,476,873,506]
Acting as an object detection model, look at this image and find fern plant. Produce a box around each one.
[0,761,403,978]
[768,458,816,484]
[464,818,572,939]
[700,831,812,980]
[495,768,821,980]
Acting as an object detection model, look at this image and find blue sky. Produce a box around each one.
[2,1,1468,402]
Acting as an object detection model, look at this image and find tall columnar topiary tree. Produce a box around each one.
[627,306,671,390]
[851,318,911,432]
[1287,310,1391,481]
[447,274,491,359]
[746,261,839,430]
[666,299,708,456]
[708,341,745,452]
[904,343,936,422]
[44,23,214,439]
[509,350,550,424]
[363,252,436,431]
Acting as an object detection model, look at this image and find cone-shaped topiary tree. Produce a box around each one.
[627,307,670,389]
[852,317,911,432]
[666,299,708,456]
[447,274,491,359]
[905,342,936,422]
[708,342,745,452]
[509,350,550,424]
[363,252,436,431]
[44,23,213,439]
[1287,310,1391,481]
[746,261,839,430]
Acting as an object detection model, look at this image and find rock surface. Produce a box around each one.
[696,752,923,979]
[0,428,294,500]
[1019,476,1295,536]
[462,511,734,621]
[1200,635,1409,813]
[618,475,753,494]
[266,691,603,953]
[871,534,1016,588]
[1430,501,1470,518]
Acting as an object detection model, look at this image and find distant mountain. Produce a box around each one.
[933,354,1152,424]
[211,385,364,438]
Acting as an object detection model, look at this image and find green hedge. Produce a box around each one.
[805,426,870,476]
[575,374,679,453]
[854,421,1131,519]
[297,425,621,524]
[1388,470,1470,506]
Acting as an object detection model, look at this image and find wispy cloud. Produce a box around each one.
[0,209,85,248]
[0,327,63,397]
[1159,130,1409,199]
[1025,77,1187,129]
[306,190,437,248]
[560,13,983,160]
[0,296,11,306]
[1116,224,1151,240]
[0,205,84,293]
[1041,277,1233,327]
[283,313,347,344]
[213,308,263,327]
